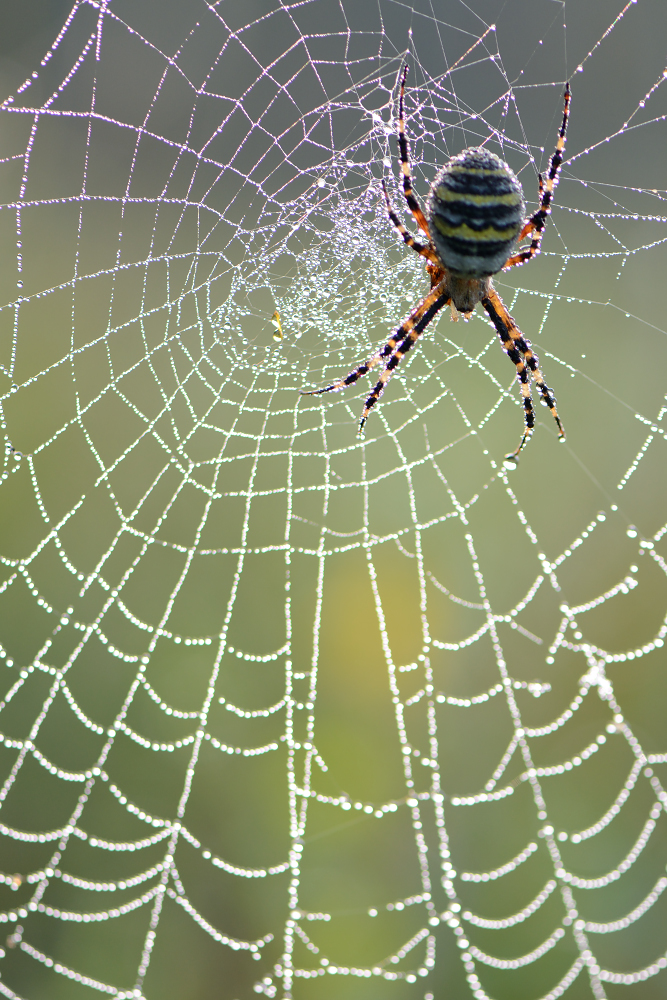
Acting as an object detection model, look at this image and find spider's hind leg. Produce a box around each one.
[499,349,537,467]
[359,279,450,432]
[300,351,386,398]
[301,312,425,400]
[482,285,565,465]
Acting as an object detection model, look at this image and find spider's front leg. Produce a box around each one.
[482,285,564,464]
[381,179,438,264]
[396,63,432,240]
[504,83,570,271]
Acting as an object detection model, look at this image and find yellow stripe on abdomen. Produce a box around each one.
[427,147,526,277]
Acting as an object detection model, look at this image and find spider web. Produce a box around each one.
[0,1,666,998]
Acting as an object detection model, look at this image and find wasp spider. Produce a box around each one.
[304,66,570,464]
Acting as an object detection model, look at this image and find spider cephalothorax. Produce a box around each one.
[304,66,570,465]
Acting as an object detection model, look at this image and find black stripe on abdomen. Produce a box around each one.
[426,148,526,277]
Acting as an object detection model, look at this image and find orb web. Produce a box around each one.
[0,1,666,998]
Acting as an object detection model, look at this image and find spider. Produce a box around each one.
[303,66,570,465]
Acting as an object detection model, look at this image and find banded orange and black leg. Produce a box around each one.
[504,83,570,270]
[303,279,450,421]
[380,179,439,264]
[397,64,432,240]
[482,285,564,460]
[359,278,450,431]
[300,349,389,399]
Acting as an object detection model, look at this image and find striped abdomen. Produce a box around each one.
[426,148,525,277]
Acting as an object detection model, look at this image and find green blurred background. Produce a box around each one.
[0,1,666,998]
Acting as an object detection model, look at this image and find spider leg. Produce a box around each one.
[397,64,432,241]
[381,179,439,264]
[359,278,450,432]
[504,83,571,270]
[301,350,388,398]
[302,304,426,398]
[482,284,565,462]
[302,280,449,404]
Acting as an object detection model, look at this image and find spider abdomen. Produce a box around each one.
[427,148,525,278]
